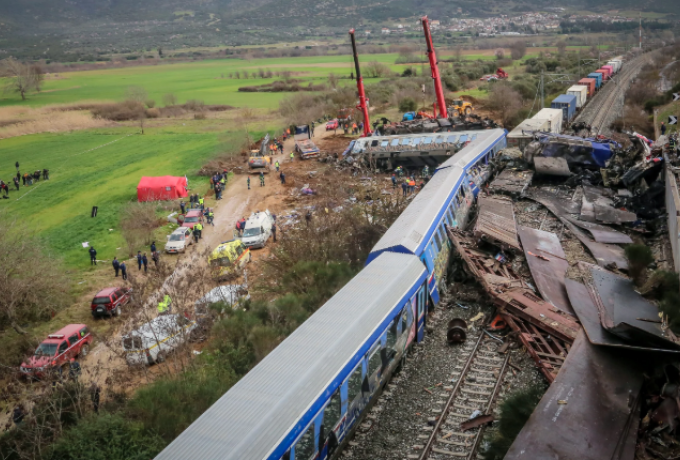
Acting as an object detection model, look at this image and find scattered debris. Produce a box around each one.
[474,196,521,252]
[489,169,534,195]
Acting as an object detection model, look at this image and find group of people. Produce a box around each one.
[269,139,284,154]
[181,194,205,213]
[1,163,50,198]
[391,165,431,197]
[210,170,228,200]
[106,241,160,279]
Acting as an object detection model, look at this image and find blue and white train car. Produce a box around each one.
[154,252,428,460]
[366,128,507,316]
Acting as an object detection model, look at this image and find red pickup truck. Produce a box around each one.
[20,324,93,379]
[91,287,132,317]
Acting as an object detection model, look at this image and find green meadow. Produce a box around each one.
[0,125,246,267]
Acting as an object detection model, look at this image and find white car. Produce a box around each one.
[165,227,193,254]
[122,314,197,366]
[241,210,275,249]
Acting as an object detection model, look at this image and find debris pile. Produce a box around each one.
[447,130,680,458]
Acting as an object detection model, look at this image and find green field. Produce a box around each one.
[0,54,413,109]
[0,124,246,267]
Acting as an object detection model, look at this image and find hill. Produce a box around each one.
[0,0,676,59]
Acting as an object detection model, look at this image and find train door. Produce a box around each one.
[345,361,366,430]
[319,390,342,459]
[416,287,427,342]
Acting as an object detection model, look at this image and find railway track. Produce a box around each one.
[574,53,653,134]
[410,333,509,460]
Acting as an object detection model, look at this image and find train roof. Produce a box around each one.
[154,252,427,460]
[368,129,505,260]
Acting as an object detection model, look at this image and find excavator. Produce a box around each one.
[248,133,272,173]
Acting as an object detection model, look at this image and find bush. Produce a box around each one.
[146,108,160,118]
[625,244,654,286]
[363,61,392,78]
[91,100,145,121]
[145,99,156,108]
[399,97,417,112]
[481,386,544,460]
[49,414,165,460]
[194,112,206,120]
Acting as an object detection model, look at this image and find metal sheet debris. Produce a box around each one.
[505,333,644,460]
[473,196,521,251]
[518,226,574,316]
[561,219,629,270]
[590,268,680,351]
[534,156,572,176]
[460,413,494,431]
[565,279,679,353]
[488,169,534,195]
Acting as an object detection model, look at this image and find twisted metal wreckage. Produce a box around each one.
[445,131,680,460]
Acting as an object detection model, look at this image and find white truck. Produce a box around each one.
[241,210,275,249]
[123,314,197,366]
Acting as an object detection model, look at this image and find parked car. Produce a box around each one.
[208,239,251,280]
[20,324,93,378]
[122,314,197,366]
[181,210,203,230]
[326,119,339,131]
[165,226,193,254]
[195,285,250,310]
[91,287,132,318]
[241,210,274,249]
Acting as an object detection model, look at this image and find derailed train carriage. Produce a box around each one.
[153,128,508,460]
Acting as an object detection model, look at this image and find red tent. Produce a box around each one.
[137,176,188,202]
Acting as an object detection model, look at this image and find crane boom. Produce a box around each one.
[421,16,447,119]
[349,29,371,136]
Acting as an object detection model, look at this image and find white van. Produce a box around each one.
[122,314,197,366]
[241,210,274,249]
[165,226,193,254]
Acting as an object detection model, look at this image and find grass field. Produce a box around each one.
[0,124,247,268]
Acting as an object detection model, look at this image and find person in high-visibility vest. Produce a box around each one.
[290,152,294,162]
[194,222,203,241]
[198,197,204,211]
[157,295,171,314]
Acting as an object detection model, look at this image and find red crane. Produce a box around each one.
[349,29,371,136]
[421,16,447,119]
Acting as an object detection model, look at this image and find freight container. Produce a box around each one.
[551,94,577,122]
[587,72,603,88]
[578,78,596,97]
[531,108,563,134]
[607,60,622,73]
[567,85,588,108]
[602,65,614,78]
[507,119,550,150]
[596,68,610,80]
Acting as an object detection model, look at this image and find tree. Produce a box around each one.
[125,86,148,104]
[510,41,527,60]
[556,40,568,55]
[487,83,523,128]
[0,58,44,100]
[157,46,163,58]
[399,97,417,113]
[495,48,505,60]
[0,221,72,334]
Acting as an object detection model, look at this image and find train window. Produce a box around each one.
[282,451,290,460]
[423,137,433,145]
[368,346,382,377]
[434,230,443,251]
[438,227,446,246]
[412,137,422,146]
[401,307,408,334]
[370,140,379,147]
[431,236,439,253]
[386,316,399,350]
[295,425,315,460]
[324,390,342,431]
[347,365,363,402]
[471,134,478,141]
[447,135,457,143]
[380,140,389,148]
[459,135,468,143]
[446,210,454,227]
[390,138,400,146]
[401,138,412,146]
[434,136,444,144]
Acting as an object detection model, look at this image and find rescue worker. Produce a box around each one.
[136,251,143,270]
[275,160,280,172]
[198,196,204,211]
[290,152,295,162]
[142,253,148,274]
[180,201,186,214]
[305,210,312,227]
[43,169,49,180]
[69,358,81,380]
[112,257,120,277]
[157,294,172,315]
[150,241,156,253]
[260,171,265,187]
[12,405,25,426]
[247,177,250,190]
[280,171,286,184]
[194,222,203,241]
[152,251,160,268]
[120,261,128,280]
[401,180,407,197]
[89,246,97,265]
[207,208,215,226]
[423,165,429,177]
[391,174,397,188]
[13,176,19,191]
[272,221,277,242]
[409,178,416,193]
[661,122,666,136]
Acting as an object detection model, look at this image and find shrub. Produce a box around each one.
[91,100,145,121]
[481,386,544,460]
[194,112,206,120]
[146,108,160,118]
[49,414,165,460]
[399,97,417,112]
[185,99,205,111]
[625,244,654,286]
[145,99,156,108]
[363,61,392,78]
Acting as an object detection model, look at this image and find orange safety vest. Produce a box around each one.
[409,180,415,186]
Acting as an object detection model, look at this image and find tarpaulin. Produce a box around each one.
[137,176,188,202]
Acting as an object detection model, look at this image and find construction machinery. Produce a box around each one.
[293,125,320,160]
[248,133,272,173]
[421,16,447,119]
[349,28,371,137]
[450,99,474,117]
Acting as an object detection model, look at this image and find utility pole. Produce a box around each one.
[639,13,642,49]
